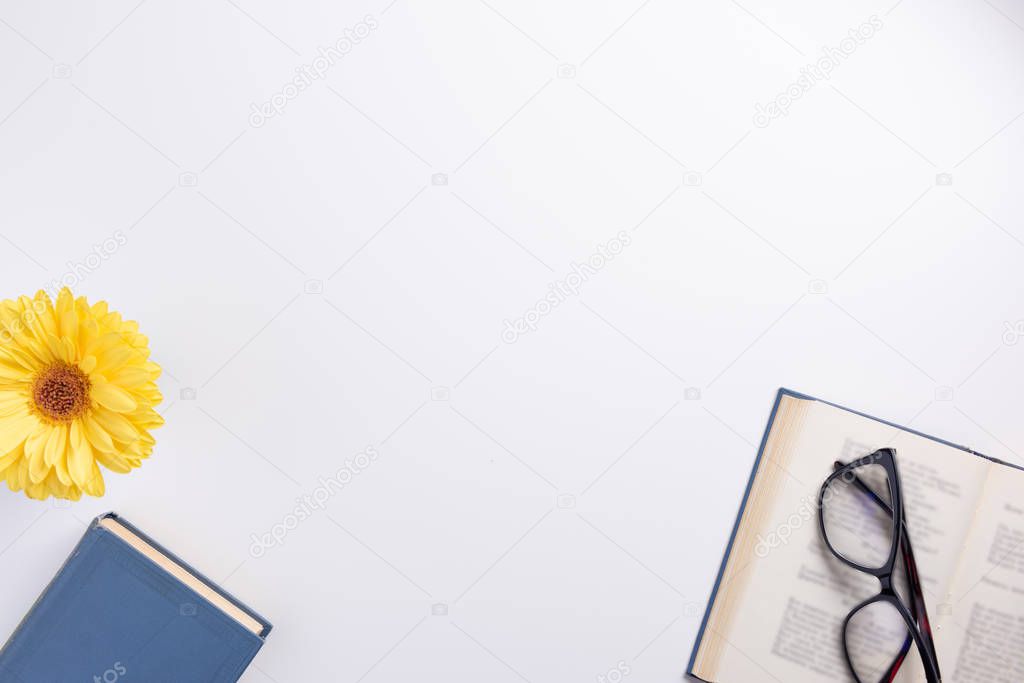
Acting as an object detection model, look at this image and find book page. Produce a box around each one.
[700,397,991,683]
[941,466,1024,682]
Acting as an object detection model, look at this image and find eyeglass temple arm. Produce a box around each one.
[832,461,942,682]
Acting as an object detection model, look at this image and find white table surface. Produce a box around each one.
[0,1,1022,681]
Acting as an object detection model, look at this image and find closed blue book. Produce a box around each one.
[0,512,271,682]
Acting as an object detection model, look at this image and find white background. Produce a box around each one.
[0,1,1022,681]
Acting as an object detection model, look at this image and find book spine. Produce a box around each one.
[686,388,786,680]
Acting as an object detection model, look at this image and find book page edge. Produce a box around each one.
[98,517,264,636]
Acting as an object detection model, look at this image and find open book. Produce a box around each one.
[688,389,1024,683]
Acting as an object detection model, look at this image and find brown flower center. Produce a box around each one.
[33,363,90,422]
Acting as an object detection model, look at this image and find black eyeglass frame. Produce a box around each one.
[817,448,942,683]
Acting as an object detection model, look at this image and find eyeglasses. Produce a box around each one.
[817,448,942,683]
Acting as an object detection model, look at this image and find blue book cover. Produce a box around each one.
[0,512,271,682]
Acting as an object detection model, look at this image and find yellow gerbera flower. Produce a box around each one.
[0,288,163,500]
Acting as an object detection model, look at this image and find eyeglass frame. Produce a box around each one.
[817,447,942,683]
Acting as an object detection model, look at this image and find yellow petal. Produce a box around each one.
[0,412,37,453]
[54,449,71,486]
[91,381,137,412]
[56,289,77,338]
[60,308,78,341]
[83,332,118,359]
[91,408,139,442]
[0,388,25,400]
[25,424,50,483]
[41,471,68,500]
[12,456,28,490]
[62,336,76,363]
[56,289,73,313]
[108,366,154,387]
[27,293,57,339]
[24,481,47,500]
[44,424,67,467]
[5,337,46,368]
[83,414,115,453]
[0,398,29,418]
[68,420,93,487]
[95,449,131,473]
[94,345,138,374]
[0,442,24,471]
[67,484,82,501]
[78,318,98,353]
[83,461,104,496]
[117,438,148,458]
[0,344,40,371]
[0,357,30,381]
[79,355,97,374]
[90,300,107,319]
[28,454,49,483]
[45,333,68,363]
[133,388,162,406]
